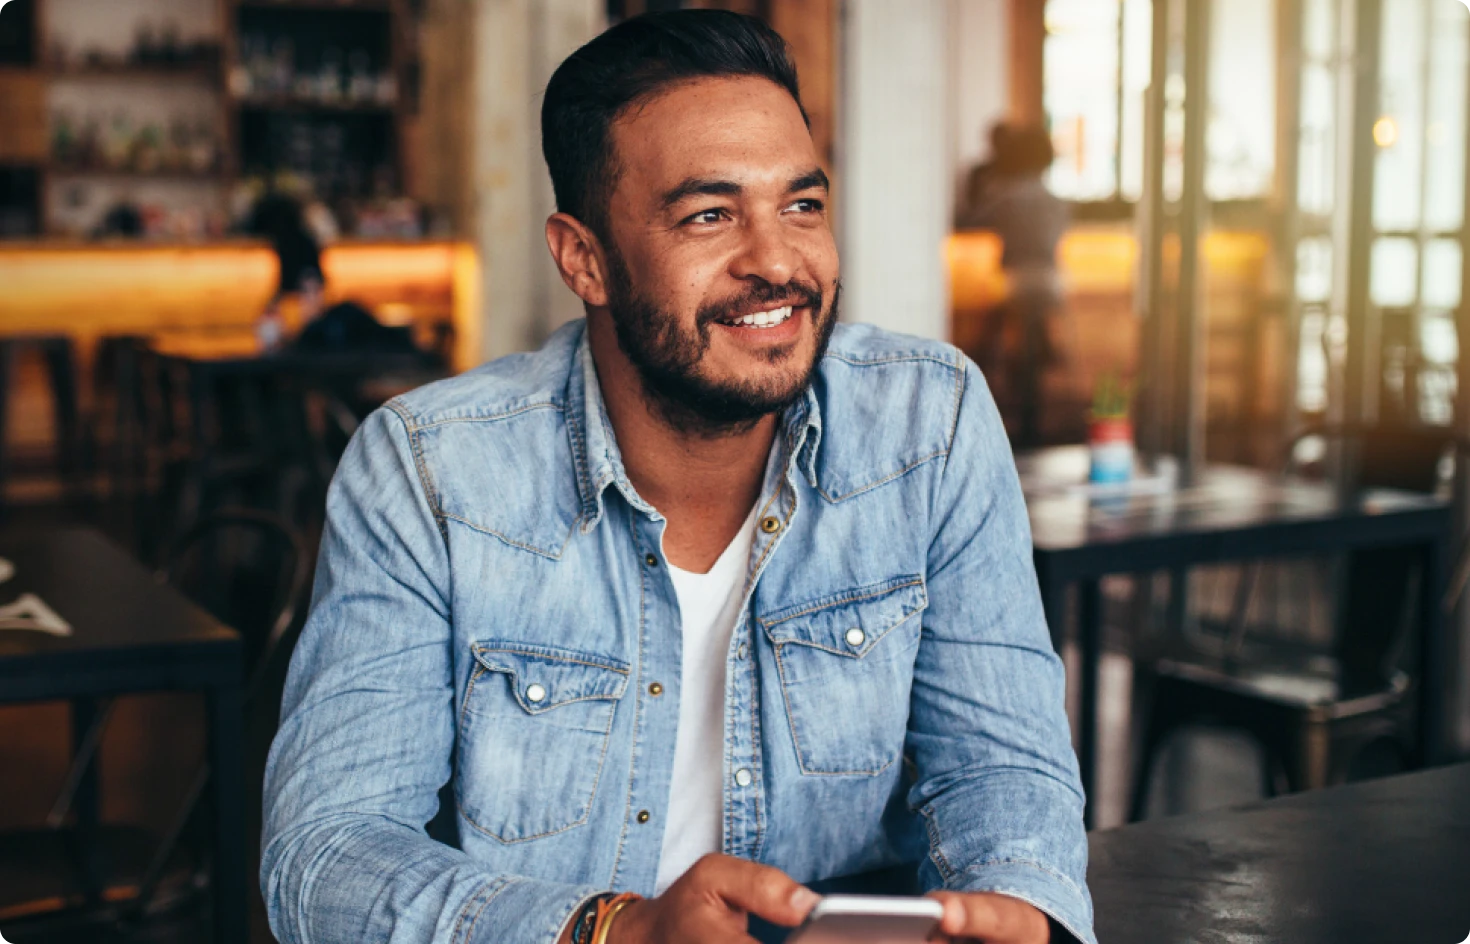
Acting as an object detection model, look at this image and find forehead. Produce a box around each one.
[608,75,818,201]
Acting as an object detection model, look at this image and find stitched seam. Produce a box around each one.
[455,877,509,944]
[816,451,949,504]
[609,509,647,886]
[450,881,494,944]
[760,577,926,627]
[921,806,955,881]
[456,681,621,844]
[940,358,968,477]
[439,511,571,560]
[409,401,564,430]
[954,858,1088,900]
[772,643,893,777]
[824,352,960,368]
[473,645,631,675]
[769,607,923,659]
[388,400,449,543]
[458,664,486,731]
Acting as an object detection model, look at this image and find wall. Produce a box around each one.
[948,0,1009,216]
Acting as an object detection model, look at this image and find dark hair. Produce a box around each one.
[541,10,807,238]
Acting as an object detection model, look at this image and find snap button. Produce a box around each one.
[759,516,782,535]
[845,627,866,648]
[649,682,664,696]
[734,768,753,787]
[525,683,547,703]
[636,810,651,824]
[644,553,658,567]
[736,643,748,660]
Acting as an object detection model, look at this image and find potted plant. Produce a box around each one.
[1088,372,1134,484]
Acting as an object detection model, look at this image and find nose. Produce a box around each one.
[729,214,799,288]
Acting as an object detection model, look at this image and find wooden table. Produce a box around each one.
[1018,447,1453,827]
[1090,763,1470,944]
[0,528,244,944]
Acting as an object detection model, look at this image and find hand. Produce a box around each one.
[928,891,1052,944]
[607,854,819,944]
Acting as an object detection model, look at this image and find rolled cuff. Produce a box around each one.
[947,860,1096,944]
[462,876,603,944]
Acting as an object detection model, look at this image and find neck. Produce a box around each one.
[587,313,775,572]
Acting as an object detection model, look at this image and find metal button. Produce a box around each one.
[759,516,782,535]
[648,682,664,696]
[734,768,753,787]
[845,627,866,648]
[525,683,547,703]
[644,553,658,567]
[636,810,650,824]
[736,643,749,660]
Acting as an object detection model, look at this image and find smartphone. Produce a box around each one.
[785,895,945,944]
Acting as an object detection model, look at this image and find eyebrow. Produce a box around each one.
[659,167,831,211]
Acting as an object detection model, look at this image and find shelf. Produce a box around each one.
[233,96,395,113]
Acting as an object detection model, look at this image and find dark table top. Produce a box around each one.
[1089,763,1470,944]
[0,529,238,702]
[1017,446,1450,564]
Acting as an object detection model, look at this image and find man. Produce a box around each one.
[263,11,1093,944]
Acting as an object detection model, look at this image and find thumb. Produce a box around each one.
[709,858,820,927]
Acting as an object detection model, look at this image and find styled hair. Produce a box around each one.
[541,10,808,238]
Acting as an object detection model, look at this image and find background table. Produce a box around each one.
[0,528,244,944]
[1019,447,1453,827]
[1090,763,1470,944]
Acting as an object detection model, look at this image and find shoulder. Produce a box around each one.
[808,324,977,503]
[385,322,583,431]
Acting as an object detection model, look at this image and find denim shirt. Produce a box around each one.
[262,320,1094,944]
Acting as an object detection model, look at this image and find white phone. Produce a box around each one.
[785,895,946,944]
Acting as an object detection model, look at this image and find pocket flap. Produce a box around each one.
[472,642,629,714]
[758,576,927,658]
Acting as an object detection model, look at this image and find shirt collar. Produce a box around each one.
[565,322,824,533]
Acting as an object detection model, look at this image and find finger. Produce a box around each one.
[929,892,1045,943]
[697,855,819,927]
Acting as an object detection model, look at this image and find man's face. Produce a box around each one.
[598,75,840,430]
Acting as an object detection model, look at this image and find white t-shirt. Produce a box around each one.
[653,506,758,895]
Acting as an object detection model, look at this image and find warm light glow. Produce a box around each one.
[1373,116,1400,148]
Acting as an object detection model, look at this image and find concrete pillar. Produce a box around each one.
[838,0,951,340]
[472,0,604,363]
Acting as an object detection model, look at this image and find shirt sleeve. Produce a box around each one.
[261,405,601,944]
[905,359,1096,944]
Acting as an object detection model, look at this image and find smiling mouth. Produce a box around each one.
[714,305,796,329]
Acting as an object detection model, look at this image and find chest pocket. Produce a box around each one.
[456,642,628,843]
[759,576,927,776]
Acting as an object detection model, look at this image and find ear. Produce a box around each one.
[546,213,611,308]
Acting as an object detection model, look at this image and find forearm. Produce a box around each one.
[264,813,599,944]
[916,768,1093,944]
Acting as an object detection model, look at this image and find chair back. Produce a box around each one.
[159,508,310,708]
[1335,544,1421,698]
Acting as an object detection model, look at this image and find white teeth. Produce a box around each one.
[726,306,794,329]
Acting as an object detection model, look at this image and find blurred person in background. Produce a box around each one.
[263,11,1092,944]
[958,123,1068,446]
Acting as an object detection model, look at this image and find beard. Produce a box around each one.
[602,246,839,437]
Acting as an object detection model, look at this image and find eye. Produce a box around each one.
[785,198,825,215]
[683,208,730,225]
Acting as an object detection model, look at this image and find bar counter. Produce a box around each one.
[0,239,483,373]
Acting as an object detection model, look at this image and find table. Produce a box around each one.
[0,528,244,944]
[1090,763,1470,944]
[1020,447,1453,828]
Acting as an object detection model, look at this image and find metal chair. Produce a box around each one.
[1128,423,1468,820]
[0,510,310,942]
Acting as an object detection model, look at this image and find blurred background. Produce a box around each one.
[0,0,1468,942]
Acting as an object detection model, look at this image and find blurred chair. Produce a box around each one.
[0,510,309,943]
[1129,423,1468,819]
[0,335,83,514]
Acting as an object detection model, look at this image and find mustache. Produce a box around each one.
[697,279,824,327]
